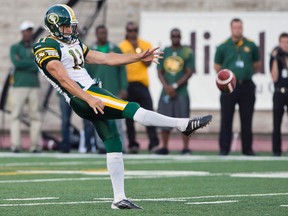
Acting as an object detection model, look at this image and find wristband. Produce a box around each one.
[172,83,178,89]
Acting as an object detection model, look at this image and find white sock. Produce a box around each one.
[106,152,126,203]
[133,108,189,131]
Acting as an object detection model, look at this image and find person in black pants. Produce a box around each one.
[219,80,256,155]
[214,18,260,156]
[126,82,159,153]
[270,32,288,156]
[119,22,159,153]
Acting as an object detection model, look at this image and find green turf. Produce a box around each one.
[0,154,287,216]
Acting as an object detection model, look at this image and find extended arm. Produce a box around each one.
[46,60,104,114]
[85,47,162,66]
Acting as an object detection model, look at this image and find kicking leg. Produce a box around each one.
[73,86,212,137]
[123,103,212,136]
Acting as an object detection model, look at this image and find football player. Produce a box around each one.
[34,4,212,209]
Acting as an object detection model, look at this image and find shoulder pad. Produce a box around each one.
[33,37,61,68]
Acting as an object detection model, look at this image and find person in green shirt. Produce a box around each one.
[214,18,260,156]
[154,28,194,155]
[85,25,128,153]
[9,21,41,153]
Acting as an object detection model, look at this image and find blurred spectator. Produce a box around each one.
[9,21,41,153]
[58,95,73,153]
[82,118,98,153]
[119,21,159,153]
[214,18,260,156]
[154,28,194,155]
[270,32,288,156]
[85,25,128,153]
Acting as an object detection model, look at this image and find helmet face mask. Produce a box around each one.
[58,23,78,43]
[44,4,78,43]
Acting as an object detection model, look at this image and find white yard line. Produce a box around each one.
[173,192,288,200]
[13,170,210,176]
[1,193,287,207]
[0,174,210,184]
[0,201,110,207]
[0,160,174,167]
[0,177,110,183]
[231,172,288,178]
[93,192,288,201]
[0,153,288,161]
[0,161,104,167]
[3,197,59,201]
[4,169,288,179]
[186,200,239,205]
[94,197,186,202]
[2,170,288,184]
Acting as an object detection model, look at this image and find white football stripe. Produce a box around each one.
[216,70,233,85]
[227,83,234,93]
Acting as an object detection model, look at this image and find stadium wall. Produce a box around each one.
[0,0,287,134]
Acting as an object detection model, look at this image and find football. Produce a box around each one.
[216,69,237,93]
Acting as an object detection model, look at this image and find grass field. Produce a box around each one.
[0,153,287,216]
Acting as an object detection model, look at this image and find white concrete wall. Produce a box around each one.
[0,0,287,134]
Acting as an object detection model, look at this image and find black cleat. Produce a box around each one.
[154,147,169,155]
[182,115,212,136]
[180,148,192,155]
[111,199,143,210]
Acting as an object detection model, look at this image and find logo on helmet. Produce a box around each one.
[47,13,59,24]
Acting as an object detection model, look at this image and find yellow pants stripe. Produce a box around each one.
[86,90,128,111]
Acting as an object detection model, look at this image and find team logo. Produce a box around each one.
[243,46,250,52]
[35,51,48,64]
[164,56,184,75]
[38,51,47,58]
[47,13,59,24]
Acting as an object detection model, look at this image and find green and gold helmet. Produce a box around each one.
[44,4,78,43]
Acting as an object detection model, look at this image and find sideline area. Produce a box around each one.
[0,133,288,156]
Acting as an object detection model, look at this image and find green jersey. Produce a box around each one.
[85,42,128,96]
[214,37,259,81]
[157,46,195,96]
[10,41,40,87]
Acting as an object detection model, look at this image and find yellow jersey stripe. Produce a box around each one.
[39,55,60,67]
[83,46,88,54]
[35,47,58,56]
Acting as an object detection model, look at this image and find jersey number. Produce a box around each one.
[69,49,84,70]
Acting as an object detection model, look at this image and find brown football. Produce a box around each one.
[216,69,237,93]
